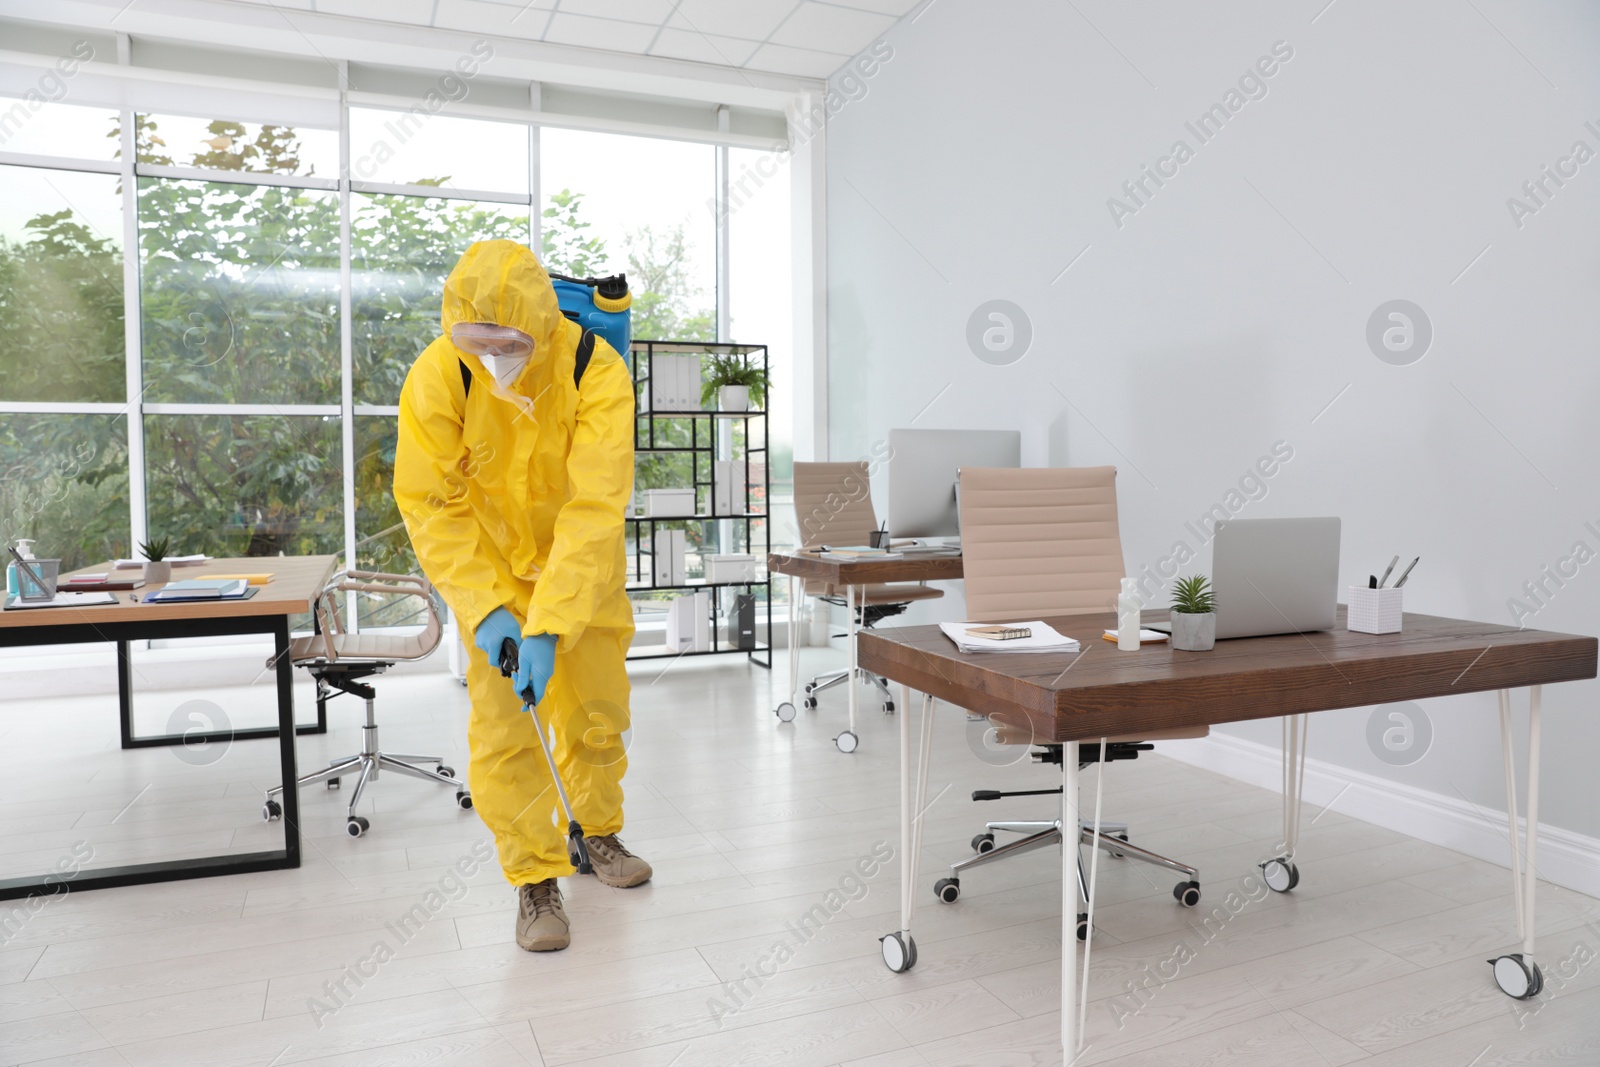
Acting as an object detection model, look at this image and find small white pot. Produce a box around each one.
[718,384,750,412]
[1170,611,1215,651]
[144,561,173,585]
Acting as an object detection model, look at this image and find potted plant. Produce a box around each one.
[1169,574,1217,651]
[141,537,172,586]
[700,353,768,412]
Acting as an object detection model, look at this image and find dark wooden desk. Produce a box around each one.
[767,551,962,751]
[858,608,1596,741]
[857,609,1597,1058]
[0,555,339,900]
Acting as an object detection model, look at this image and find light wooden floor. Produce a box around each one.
[2,650,1597,1066]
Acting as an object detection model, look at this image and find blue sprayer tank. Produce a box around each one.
[551,273,632,366]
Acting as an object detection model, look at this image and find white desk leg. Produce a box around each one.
[1492,685,1546,1000]
[1263,713,1308,894]
[882,683,923,973]
[836,584,860,752]
[1062,740,1080,1061]
[774,575,799,722]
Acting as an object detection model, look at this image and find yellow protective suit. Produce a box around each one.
[394,239,635,886]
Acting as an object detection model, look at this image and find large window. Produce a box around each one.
[0,92,785,629]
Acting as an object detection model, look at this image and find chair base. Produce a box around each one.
[935,816,1201,926]
[263,687,469,836]
[804,668,895,712]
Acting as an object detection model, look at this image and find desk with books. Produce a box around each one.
[0,555,339,900]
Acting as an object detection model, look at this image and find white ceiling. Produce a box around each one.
[231,0,921,80]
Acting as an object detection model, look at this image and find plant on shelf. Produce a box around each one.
[140,536,173,585]
[700,352,768,412]
[1169,574,1217,652]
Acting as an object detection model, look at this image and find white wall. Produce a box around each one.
[827,0,1600,846]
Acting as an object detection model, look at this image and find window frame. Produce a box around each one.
[0,80,757,632]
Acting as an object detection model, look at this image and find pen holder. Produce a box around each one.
[16,558,60,601]
[1348,586,1402,634]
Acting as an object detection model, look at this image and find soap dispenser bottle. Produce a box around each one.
[6,539,35,597]
[1117,577,1141,651]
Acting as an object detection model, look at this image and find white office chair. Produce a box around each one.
[933,466,1206,940]
[261,569,471,838]
[792,461,943,714]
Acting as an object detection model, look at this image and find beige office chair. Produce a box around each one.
[792,461,943,714]
[933,466,1206,940]
[261,570,471,838]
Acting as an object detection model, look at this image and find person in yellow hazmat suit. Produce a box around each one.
[394,239,649,953]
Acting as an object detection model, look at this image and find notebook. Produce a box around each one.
[145,579,249,602]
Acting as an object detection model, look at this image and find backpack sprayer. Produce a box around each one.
[498,638,592,874]
[550,273,632,366]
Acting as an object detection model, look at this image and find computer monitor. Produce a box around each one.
[887,428,1022,538]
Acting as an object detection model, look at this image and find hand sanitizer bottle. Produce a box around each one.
[6,539,35,597]
[1117,577,1141,651]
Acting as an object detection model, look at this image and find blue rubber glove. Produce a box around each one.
[473,606,522,663]
[513,633,558,705]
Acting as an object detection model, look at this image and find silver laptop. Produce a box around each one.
[1145,517,1341,639]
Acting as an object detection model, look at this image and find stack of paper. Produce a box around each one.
[939,621,1081,654]
[819,545,901,561]
[114,555,212,568]
[4,591,119,610]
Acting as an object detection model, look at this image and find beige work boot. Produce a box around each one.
[584,834,653,888]
[515,879,570,952]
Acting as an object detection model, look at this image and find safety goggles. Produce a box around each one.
[451,322,535,359]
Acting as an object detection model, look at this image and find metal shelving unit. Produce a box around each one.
[626,340,771,667]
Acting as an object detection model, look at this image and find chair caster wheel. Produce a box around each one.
[346,816,369,838]
[436,764,455,779]
[1076,913,1090,942]
[775,702,797,722]
[1110,832,1128,858]
[326,777,340,790]
[1173,880,1202,907]
[1490,953,1544,999]
[934,877,960,903]
[804,697,818,710]
[1261,857,1299,893]
[880,931,917,972]
[455,790,473,811]
[804,683,816,694]
[262,800,282,822]
[835,731,859,753]
[883,701,895,714]
[971,833,995,854]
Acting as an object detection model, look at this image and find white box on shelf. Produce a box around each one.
[650,354,701,412]
[664,591,711,651]
[652,529,687,587]
[704,553,758,584]
[1347,585,1403,634]
[664,594,694,651]
[694,591,710,649]
[712,459,745,516]
[642,487,696,517]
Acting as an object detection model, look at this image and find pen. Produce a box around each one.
[1393,556,1420,588]
[1368,575,1378,589]
[1377,555,1399,588]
